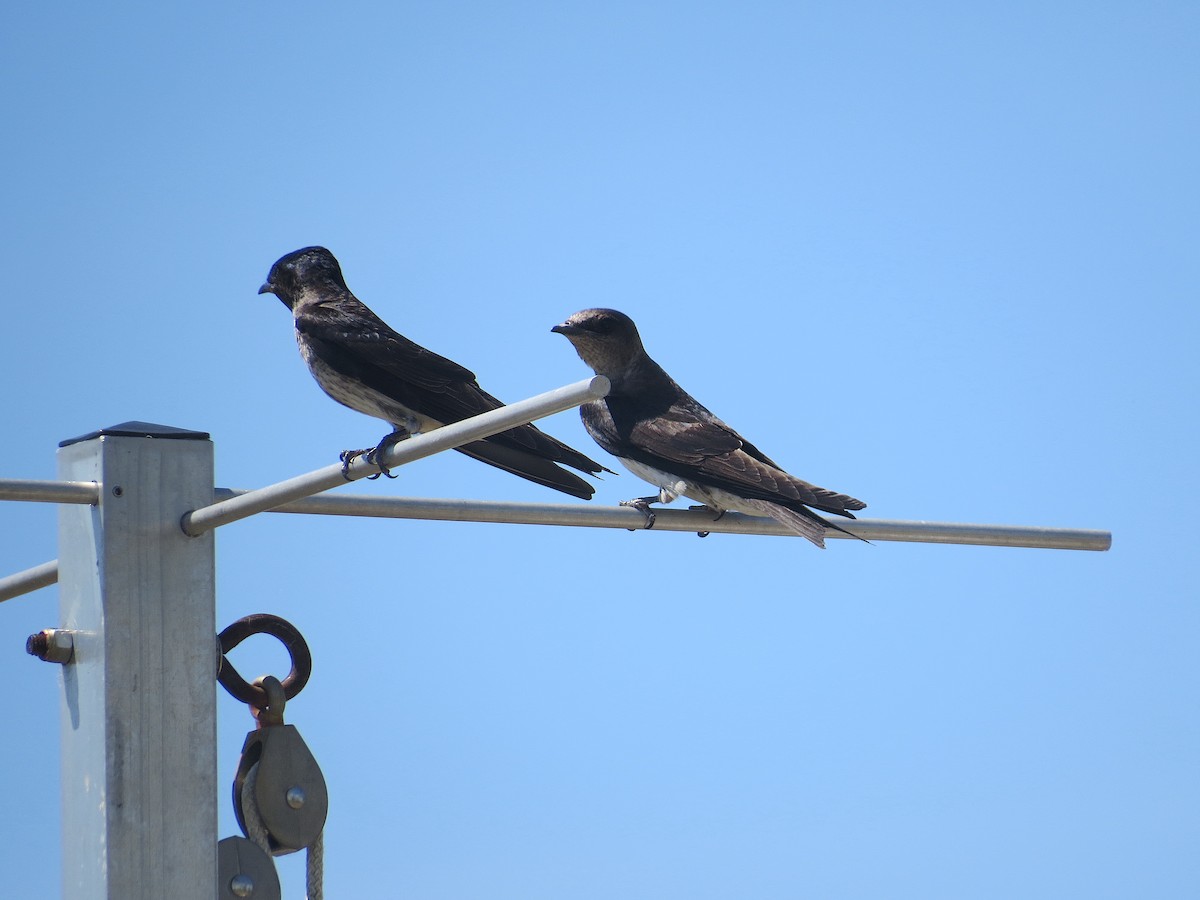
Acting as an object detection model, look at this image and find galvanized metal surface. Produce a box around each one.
[1,503,1110,607]
[211,491,1111,551]
[0,559,59,602]
[0,478,99,505]
[57,432,217,899]
[181,374,611,535]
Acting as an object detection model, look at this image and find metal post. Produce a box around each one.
[57,424,216,900]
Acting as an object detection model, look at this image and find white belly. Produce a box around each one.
[619,458,828,545]
[619,458,784,516]
[619,459,694,503]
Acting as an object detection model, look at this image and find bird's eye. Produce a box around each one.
[589,318,615,335]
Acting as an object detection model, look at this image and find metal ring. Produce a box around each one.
[217,614,312,707]
[251,674,288,726]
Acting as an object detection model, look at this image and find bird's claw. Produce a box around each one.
[342,430,409,480]
[686,504,725,537]
[339,449,370,481]
[620,497,658,531]
[363,445,397,479]
[367,428,410,479]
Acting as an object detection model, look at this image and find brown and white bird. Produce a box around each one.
[259,246,608,498]
[552,308,865,546]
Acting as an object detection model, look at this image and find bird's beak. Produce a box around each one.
[551,323,577,336]
[258,282,274,295]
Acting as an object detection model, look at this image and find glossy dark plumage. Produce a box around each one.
[260,247,608,498]
[553,308,865,546]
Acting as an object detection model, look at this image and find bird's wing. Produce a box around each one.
[298,302,608,474]
[612,393,865,517]
[297,302,479,391]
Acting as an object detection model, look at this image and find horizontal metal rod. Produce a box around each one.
[211,490,1112,551]
[0,559,59,603]
[0,478,100,505]
[0,498,1111,603]
[181,376,611,536]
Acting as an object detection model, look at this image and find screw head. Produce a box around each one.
[285,786,306,809]
[229,873,255,897]
[111,485,123,497]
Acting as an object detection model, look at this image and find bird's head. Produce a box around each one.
[258,246,346,310]
[552,308,646,380]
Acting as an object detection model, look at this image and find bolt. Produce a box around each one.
[27,629,74,664]
[229,873,255,897]
[111,485,123,497]
[285,786,306,809]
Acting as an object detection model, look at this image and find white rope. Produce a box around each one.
[306,830,324,900]
[240,760,326,899]
[240,763,273,854]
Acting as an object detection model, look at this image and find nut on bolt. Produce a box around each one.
[27,629,75,664]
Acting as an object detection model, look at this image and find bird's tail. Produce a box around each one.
[762,502,868,549]
[455,440,599,500]
[793,482,867,518]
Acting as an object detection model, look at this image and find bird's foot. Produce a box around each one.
[362,448,396,479]
[620,496,659,531]
[339,449,389,480]
[365,429,412,479]
[339,448,371,481]
[339,429,409,480]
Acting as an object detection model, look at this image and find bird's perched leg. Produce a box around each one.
[340,428,411,480]
[620,496,663,530]
[364,428,411,478]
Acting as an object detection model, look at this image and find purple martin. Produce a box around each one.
[552,308,866,546]
[259,247,609,498]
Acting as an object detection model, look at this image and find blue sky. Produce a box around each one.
[2,2,1197,897]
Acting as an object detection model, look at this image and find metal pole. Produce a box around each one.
[0,559,58,602]
[208,491,1112,551]
[0,478,100,504]
[181,375,610,535]
[57,425,216,900]
[0,503,1111,607]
